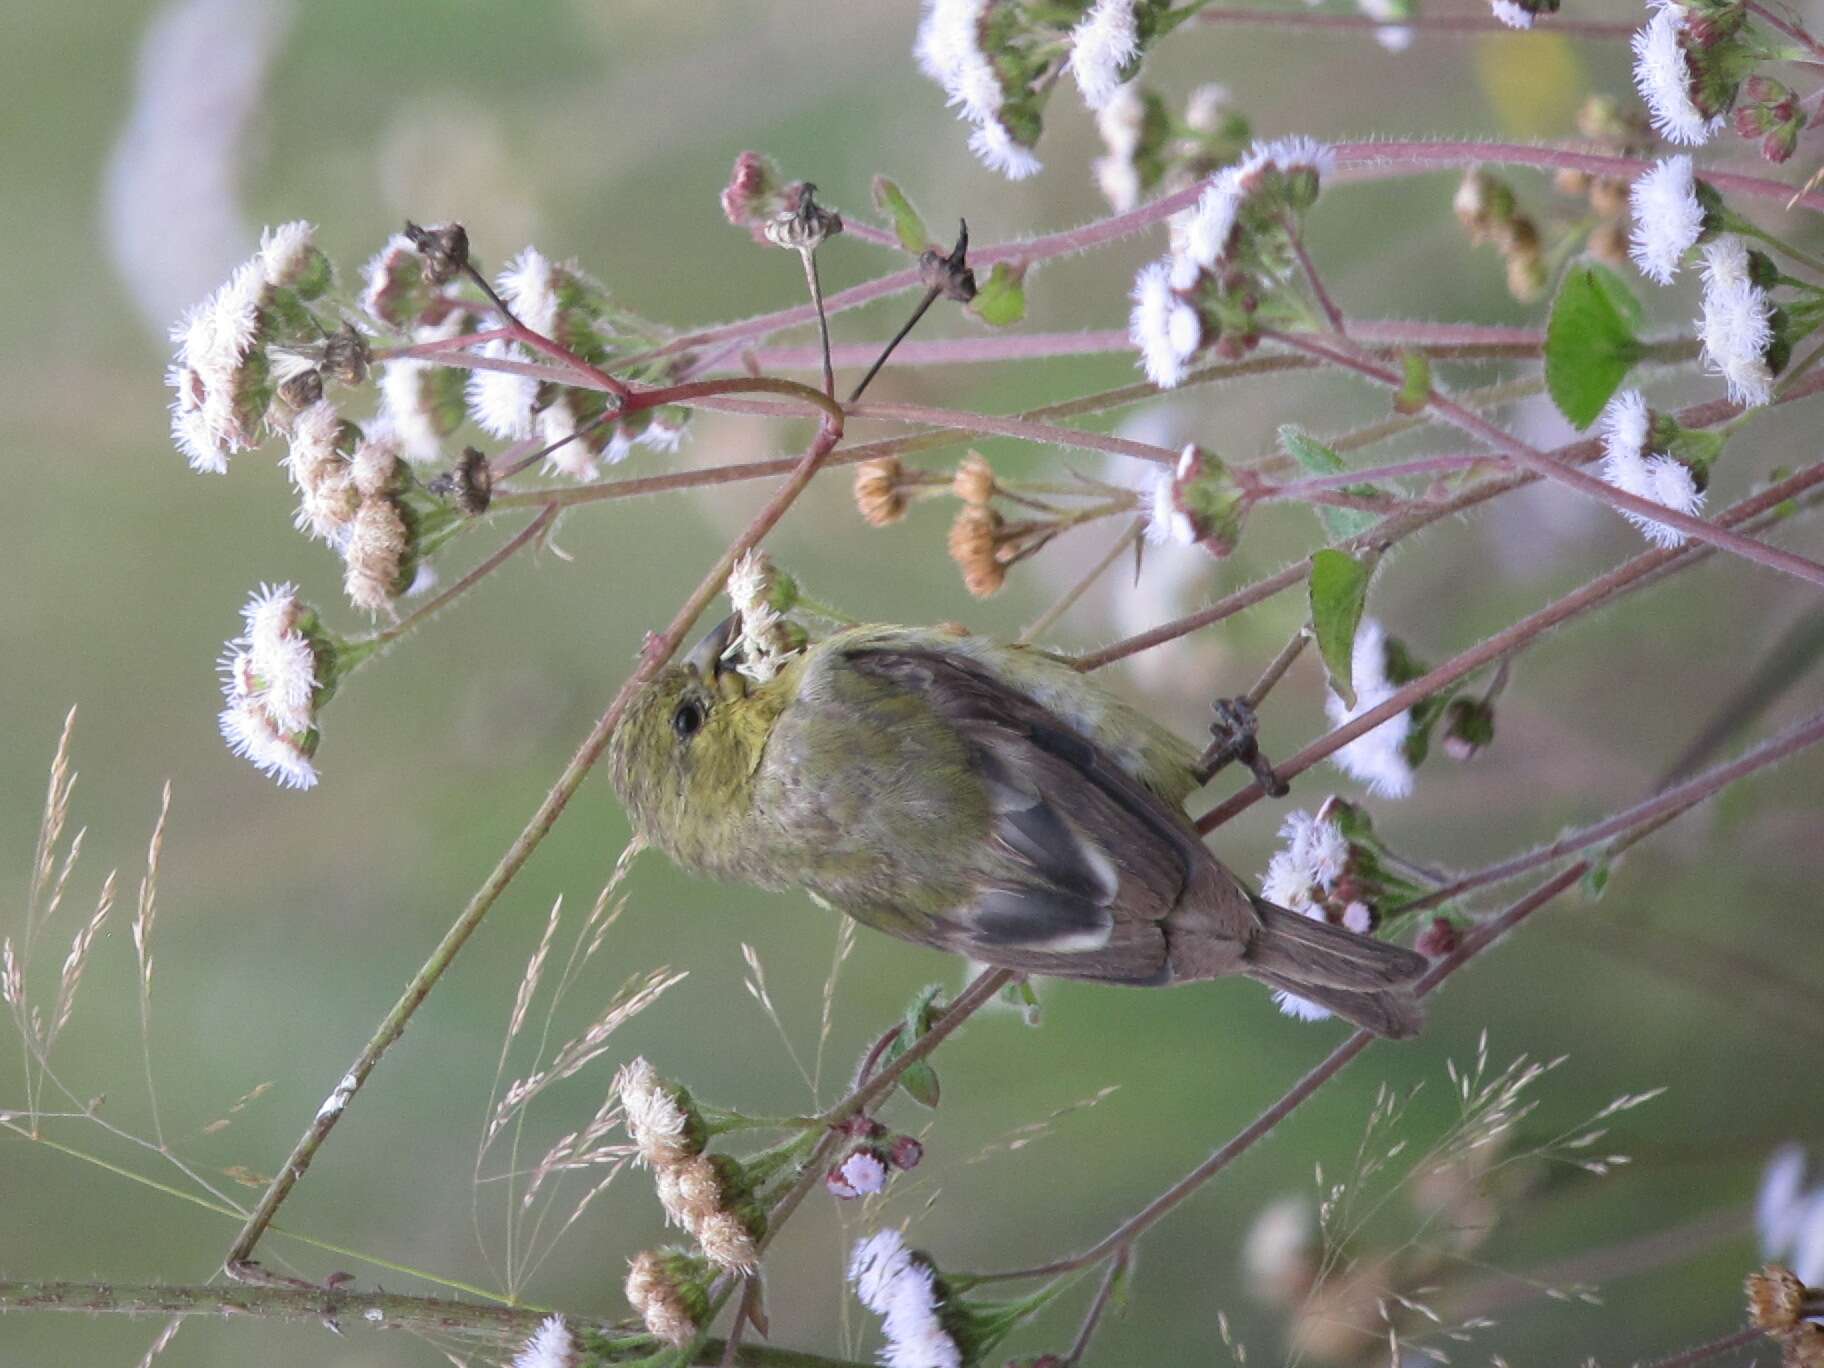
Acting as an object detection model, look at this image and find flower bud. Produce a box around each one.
[626,1247,711,1346]
[1441,696,1496,760]
[888,1134,925,1170]
[1747,1264,1808,1332]
[953,451,996,506]
[720,151,780,227]
[948,505,1007,597]
[1416,916,1459,959]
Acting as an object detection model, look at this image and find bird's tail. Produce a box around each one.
[1244,897,1428,1039]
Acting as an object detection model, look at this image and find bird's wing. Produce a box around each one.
[845,647,1255,984]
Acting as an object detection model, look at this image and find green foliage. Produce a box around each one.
[1545,262,1644,428]
[871,176,930,254]
[968,263,1027,327]
[1279,426,1384,540]
[1309,549,1374,708]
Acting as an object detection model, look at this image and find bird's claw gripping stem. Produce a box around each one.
[1194,697,1290,796]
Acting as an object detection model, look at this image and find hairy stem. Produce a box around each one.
[223,415,845,1274]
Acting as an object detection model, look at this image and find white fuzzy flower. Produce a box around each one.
[1760,1144,1810,1255]
[1184,171,1244,270]
[1184,83,1233,134]
[848,1231,962,1368]
[379,312,469,466]
[1323,618,1416,799]
[915,0,1002,124]
[1143,467,1193,546]
[258,220,318,289]
[497,248,562,339]
[537,395,599,482]
[616,1058,696,1168]
[638,417,687,453]
[1254,135,1337,183]
[360,233,420,325]
[1279,810,1350,889]
[218,583,323,788]
[1699,237,1776,407]
[466,338,537,439]
[1129,259,1201,389]
[219,700,318,790]
[838,1149,890,1196]
[1599,390,1703,547]
[1628,155,1705,285]
[1096,84,1147,159]
[1068,0,1140,110]
[1357,0,1413,50]
[968,120,1043,180]
[1341,901,1374,934]
[512,1314,574,1368]
[1096,155,1143,211]
[166,259,270,472]
[1632,3,1723,145]
[1490,0,1534,27]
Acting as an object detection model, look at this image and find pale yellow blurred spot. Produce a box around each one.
[1475,32,1585,139]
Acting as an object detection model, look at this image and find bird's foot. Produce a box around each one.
[1193,697,1290,796]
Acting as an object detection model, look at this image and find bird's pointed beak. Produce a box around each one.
[684,614,738,680]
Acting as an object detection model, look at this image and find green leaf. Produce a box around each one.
[1394,350,1431,415]
[1309,549,1373,709]
[899,1061,941,1109]
[1279,426,1384,541]
[1545,262,1644,429]
[968,262,1027,327]
[870,176,929,254]
[1581,859,1611,900]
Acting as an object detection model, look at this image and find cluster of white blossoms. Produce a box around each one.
[1260,809,1373,1022]
[616,1058,760,1273]
[1758,1144,1824,1291]
[283,405,422,614]
[849,1230,962,1368]
[1324,618,1418,800]
[725,550,805,684]
[218,584,330,790]
[510,1315,575,1368]
[1599,390,1706,547]
[1067,0,1142,111]
[1128,137,1335,388]
[1631,0,1727,145]
[1698,235,1777,408]
[1627,154,1711,285]
[914,0,1043,180]
[166,221,331,473]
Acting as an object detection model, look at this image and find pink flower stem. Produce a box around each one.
[847,400,1178,464]
[1194,4,1637,37]
[1334,140,1824,215]
[738,323,1542,373]
[1747,0,1824,61]
[1260,453,1489,499]
[222,412,846,1275]
[1270,328,1824,589]
[966,698,1824,1288]
[1194,455,1824,833]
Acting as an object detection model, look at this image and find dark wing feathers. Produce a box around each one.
[846,648,1228,983]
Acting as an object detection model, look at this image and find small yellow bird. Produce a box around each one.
[609,621,1426,1037]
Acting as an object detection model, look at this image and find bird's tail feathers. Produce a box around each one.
[1243,896,1428,1039]
[1252,971,1425,1039]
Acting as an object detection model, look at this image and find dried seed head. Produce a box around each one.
[1588,176,1630,220]
[344,498,410,616]
[403,221,471,287]
[625,1249,709,1347]
[276,366,324,410]
[1787,1323,1824,1368]
[953,451,996,506]
[321,322,371,387]
[918,220,977,303]
[1748,1265,1808,1332]
[854,458,909,527]
[1588,220,1630,269]
[764,183,843,253]
[948,505,1006,597]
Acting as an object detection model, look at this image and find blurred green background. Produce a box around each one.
[3,1,1821,1364]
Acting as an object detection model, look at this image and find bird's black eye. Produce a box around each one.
[671,698,706,739]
